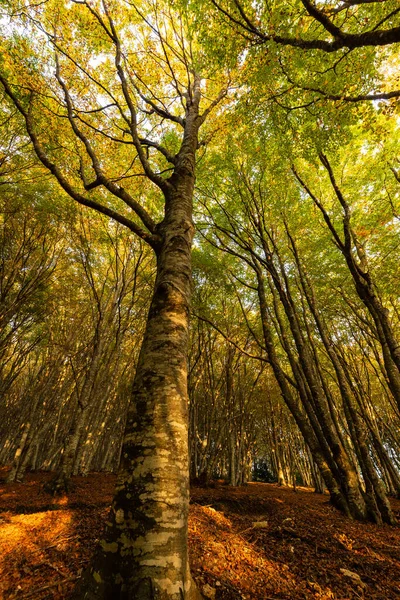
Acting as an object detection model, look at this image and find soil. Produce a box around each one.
[0,468,399,600]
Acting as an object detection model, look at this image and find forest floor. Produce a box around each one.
[0,469,399,600]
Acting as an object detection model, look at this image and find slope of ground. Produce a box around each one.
[0,468,399,599]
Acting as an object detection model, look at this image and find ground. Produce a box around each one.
[0,469,399,600]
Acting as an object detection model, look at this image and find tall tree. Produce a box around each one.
[0,1,228,597]
[196,131,399,523]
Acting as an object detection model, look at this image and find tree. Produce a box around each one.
[0,1,228,597]
[293,153,400,415]
[196,130,398,523]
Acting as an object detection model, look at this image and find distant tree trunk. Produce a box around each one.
[229,431,236,486]
[7,391,42,483]
[254,264,361,518]
[12,420,51,482]
[369,429,400,498]
[45,330,107,493]
[45,403,91,494]
[286,227,395,524]
[307,449,324,493]
[30,442,40,471]
[7,423,31,483]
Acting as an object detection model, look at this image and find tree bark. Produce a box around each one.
[72,85,203,599]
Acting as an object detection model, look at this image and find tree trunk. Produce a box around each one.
[72,107,203,597]
[7,423,31,483]
[229,431,236,486]
[44,403,91,494]
[254,266,352,515]
[287,229,395,524]
[7,390,43,483]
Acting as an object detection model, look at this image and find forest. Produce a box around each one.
[0,0,400,599]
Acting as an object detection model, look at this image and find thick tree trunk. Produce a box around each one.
[72,102,203,597]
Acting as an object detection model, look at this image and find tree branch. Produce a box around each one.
[193,312,270,364]
[0,74,160,249]
[55,57,158,235]
[86,0,171,193]
[300,0,345,39]
[213,0,400,52]
[291,165,345,251]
